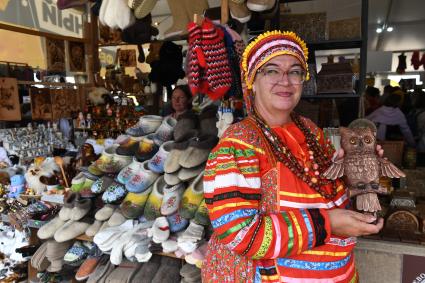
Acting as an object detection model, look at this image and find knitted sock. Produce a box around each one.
[200,18,232,100]
[187,22,205,96]
[411,51,421,70]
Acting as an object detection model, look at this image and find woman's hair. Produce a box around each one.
[384,92,402,108]
[173,84,192,101]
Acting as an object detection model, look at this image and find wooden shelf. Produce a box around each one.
[307,39,362,50]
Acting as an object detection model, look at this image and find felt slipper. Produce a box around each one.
[153,116,177,145]
[37,216,66,240]
[54,218,92,242]
[151,256,182,283]
[108,209,126,226]
[91,175,115,194]
[144,175,166,220]
[116,158,144,185]
[173,111,198,142]
[161,183,185,216]
[75,256,102,281]
[126,160,159,193]
[30,242,50,271]
[95,204,117,221]
[148,141,174,174]
[151,216,170,243]
[125,115,163,137]
[134,134,159,162]
[116,136,143,156]
[180,263,202,280]
[180,173,204,219]
[58,192,78,221]
[193,199,210,226]
[64,241,89,266]
[167,211,189,233]
[102,181,127,204]
[70,198,92,221]
[164,171,181,186]
[85,220,103,237]
[179,135,218,168]
[120,186,153,219]
[177,164,204,182]
[71,172,86,193]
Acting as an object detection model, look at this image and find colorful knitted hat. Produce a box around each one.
[241,30,309,113]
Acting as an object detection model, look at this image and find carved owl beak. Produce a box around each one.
[358,140,363,147]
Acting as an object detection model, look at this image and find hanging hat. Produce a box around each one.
[241,31,309,113]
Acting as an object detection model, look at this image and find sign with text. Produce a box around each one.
[0,0,84,37]
[403,255,425,283]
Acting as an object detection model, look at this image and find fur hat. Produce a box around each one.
[88,87,110,106]
[149,41,185,86]
[121,15,159,45]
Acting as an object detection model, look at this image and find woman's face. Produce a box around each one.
[172,89,190,113]
[253,55,304,118]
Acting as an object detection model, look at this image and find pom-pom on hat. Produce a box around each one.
[241,30,310,91]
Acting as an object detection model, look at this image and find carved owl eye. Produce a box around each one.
[350,137,357,144]
[364,136,372,144]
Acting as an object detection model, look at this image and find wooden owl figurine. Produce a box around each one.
[323,127,405,216]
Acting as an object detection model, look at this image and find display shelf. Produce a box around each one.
[1,214,48,229]
[307,39,362,50]
[301,93,360,99]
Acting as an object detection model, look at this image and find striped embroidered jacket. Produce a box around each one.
[202,117,358,283]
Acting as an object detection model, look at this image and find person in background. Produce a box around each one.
[161,84,192,118]
[364,86,381,116]
[367,91,416,147]
[202,30,383,283]
[412,92,425,153]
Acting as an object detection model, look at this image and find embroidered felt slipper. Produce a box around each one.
[71,172,86,193]
[148,141,174,174]
[126,115,163,137]
[95,145,122,173]
[134,134,159,162]
[91,175,115,194]
[193,199,210,226]
[116,158,144,185]
[116,136,143,156]
[79,176,97,198]
[161,183,185,216]
[153,116,177,145]
[120,186,153,219]
[166,211,189,233]
[102,181,127,204]
[88,163,104,177]
[143,175,166,220]
[126,160,159,193]
[64,241,89,266]
[180,173,204,219]
[95,204,117,221]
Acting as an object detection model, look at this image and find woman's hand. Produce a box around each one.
[327,208,384,237]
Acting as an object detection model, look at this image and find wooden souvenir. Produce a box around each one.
[46,38,65,72]
[280,12,326,42]
[119,49,137,67]
[69,41,86,72]
[386,210,419,231]
[30,87,52,120]
[0,77,21,121]
[317,62,356,94]
[324,126,405,217]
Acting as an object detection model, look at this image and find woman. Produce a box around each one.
[202,31,383,282]
[163,84,192,119]
[366,90,415,148]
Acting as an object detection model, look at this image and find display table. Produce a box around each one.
[355,238,425,283]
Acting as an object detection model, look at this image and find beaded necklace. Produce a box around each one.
[251,110,338,199]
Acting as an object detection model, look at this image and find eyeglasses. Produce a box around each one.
[257,66,306,85]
